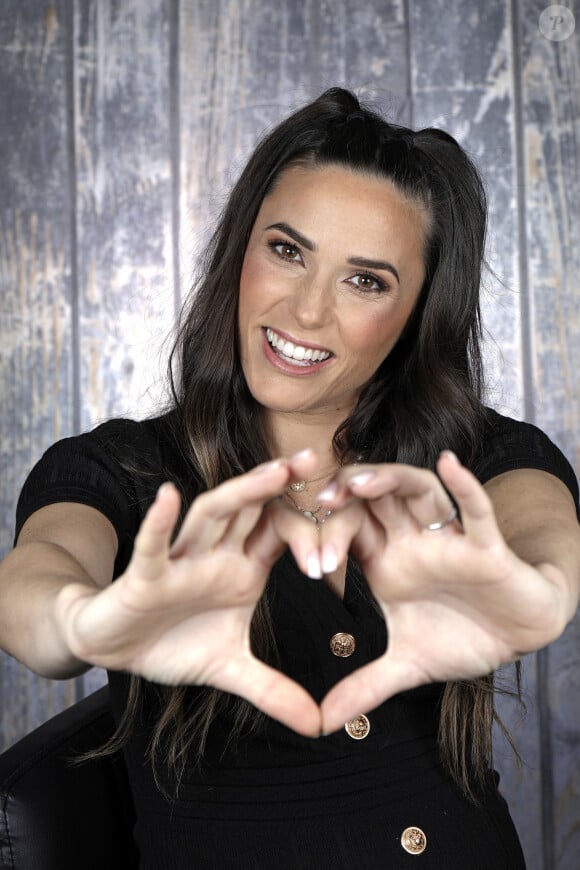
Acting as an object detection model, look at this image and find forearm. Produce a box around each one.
[0,541,100,678]
[486,468,580,625]
[509,535,580,626]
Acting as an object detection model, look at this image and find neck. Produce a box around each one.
[264,408,343,472]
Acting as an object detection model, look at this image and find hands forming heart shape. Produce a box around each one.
[57,449,570,737]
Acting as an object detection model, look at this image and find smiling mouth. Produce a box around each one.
[265,328,333,367]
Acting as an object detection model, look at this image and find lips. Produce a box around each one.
[264,327,334,368]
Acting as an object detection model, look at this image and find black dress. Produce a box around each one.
[15,410,579,869]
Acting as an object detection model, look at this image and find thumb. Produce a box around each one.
[218,655,322,737]
[130,484,181,580]
[320,655,421,735]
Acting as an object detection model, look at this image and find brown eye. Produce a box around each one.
[269,240,302,262]
[350,273,387,293]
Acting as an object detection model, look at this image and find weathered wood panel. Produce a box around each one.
[0,3,578,867]
[407,2,546,865]
[519,2,580,867]
[73,0,174,432]
[0,0,77,747]
[178,0,408,276]
[71,0,175,696]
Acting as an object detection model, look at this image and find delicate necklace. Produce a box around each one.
[288,468,337,493]
[285,453,363,526]
[285,489,333,527]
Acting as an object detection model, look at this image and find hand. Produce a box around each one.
[56,452,324,736]
[315,453,569,734]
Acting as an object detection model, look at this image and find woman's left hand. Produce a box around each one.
[316,452,571,734]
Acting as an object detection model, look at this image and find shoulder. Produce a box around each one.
[34,411,180,472]
[15,411,181,551]
[471,408,579,510]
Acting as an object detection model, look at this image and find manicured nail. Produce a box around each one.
[156,482,173,499]
[348,471,376,488]
[252,460,283,474]
[317,482,338,501]
[306,551,322,579]
[290,448,313,461]
[321,543,338,574]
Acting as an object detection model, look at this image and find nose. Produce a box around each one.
[289,272,333,329]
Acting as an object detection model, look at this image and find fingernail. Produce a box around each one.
[317,481,338,501]
[252,460,283,474]
[321,543,338,574]
[440,450,460,463]
[156,482,172,499]
[349,471,376,487]
[306,551,322,579]
[290,448,313,461]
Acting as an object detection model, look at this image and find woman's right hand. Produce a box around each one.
[55,453,323,736]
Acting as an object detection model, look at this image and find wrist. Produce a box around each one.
[533,561,578,636]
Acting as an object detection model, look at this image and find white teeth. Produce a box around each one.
[265,328,331,363]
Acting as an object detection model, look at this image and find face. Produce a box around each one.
[238,163,429,427]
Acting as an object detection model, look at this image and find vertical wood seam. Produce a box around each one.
[510,1,553,867]
[403,0,414,127]
[307,0,322,97]
[64,0,84,707]
[170,0,181,319]
[64,0,80,438]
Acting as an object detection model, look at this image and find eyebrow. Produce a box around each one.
[265,221,401,284]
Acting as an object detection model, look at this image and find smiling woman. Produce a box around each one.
[1,88,579,868]
[238,165,427,448]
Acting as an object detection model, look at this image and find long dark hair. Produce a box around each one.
[116,88,515,800]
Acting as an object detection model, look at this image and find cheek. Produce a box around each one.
[350,305,411,362]
[239,253,276,315]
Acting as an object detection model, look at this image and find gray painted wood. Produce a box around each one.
[0,1,578,866]
[0,0,77,746]
[409,0,541,856]
[519,2,580,866]
[73,0,174,432]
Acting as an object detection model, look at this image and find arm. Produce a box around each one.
[484,468,580,625]
[315,454,580,732]
[0,502,118,677]
[0,453,325,736]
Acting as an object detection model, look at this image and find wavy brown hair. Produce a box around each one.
[109,88,520,801]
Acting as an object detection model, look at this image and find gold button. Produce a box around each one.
[401,826,427,855]
[344,714,370,739]
[330,632,356,657]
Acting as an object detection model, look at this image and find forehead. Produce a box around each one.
[258,163,431,255]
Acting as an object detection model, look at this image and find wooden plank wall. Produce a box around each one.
[0,1,578,866]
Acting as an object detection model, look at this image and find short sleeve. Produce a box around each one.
[472,409,580,516]
[14,418,163,577]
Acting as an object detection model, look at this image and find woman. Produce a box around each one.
[2,88,579,867]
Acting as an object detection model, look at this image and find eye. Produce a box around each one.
[349,272,388,293]
[268,240,302,262]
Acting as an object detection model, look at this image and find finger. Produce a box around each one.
[218,503,264,549]
[131,483,182,580]
[216,655,321,736]
[171,460,289,555]
[436,451,504,547]
[362,492,417,538]
[333,464,457,531]
[219,449,321,550]
[246,500,325,579]
[286,447,321,487]
[172,451,323,557]
[316,500,383,575]
[320,654,423,735]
